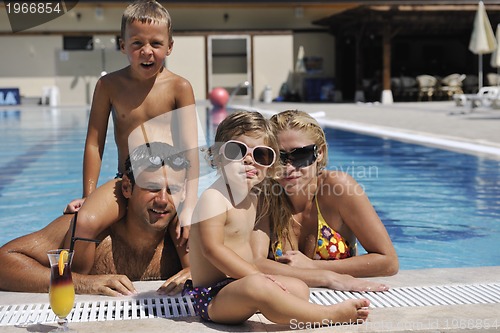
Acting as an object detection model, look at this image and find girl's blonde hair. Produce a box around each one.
[208,110,279,224]
[266,110,328,256]
[208,110,278,171]
[121,0,172,41]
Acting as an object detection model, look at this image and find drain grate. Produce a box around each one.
[2,283,500,326]
[0,296,196,327]
[310,283,500,308]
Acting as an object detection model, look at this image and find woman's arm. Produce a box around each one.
[315,172,399,277]
[251,217,389,291]
[251,222,332,287]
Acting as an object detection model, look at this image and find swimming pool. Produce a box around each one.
[325,127,500,269]
[0,106,499,270]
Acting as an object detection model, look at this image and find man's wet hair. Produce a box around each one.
[125,142,190,186]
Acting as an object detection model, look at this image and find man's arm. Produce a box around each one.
[0,214,137,296]
[64,180,126,275]
[73,273,136,296]
[0,215,70,292]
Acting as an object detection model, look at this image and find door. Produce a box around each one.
[208,35,252,102]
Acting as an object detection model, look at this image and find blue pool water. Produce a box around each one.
[325,128,500,269]
[0,107,499,270]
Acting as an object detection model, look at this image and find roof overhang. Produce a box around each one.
[314,3,500,37]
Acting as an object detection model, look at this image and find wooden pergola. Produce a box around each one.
[313,2,500,102]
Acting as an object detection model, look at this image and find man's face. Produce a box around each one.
[124,166,186,231]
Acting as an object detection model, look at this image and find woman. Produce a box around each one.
[255,110,398,278]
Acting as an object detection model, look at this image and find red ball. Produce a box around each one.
[209,87,229,107]
[211,107,227,126]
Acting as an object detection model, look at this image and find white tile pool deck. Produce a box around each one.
[1,101,499,332]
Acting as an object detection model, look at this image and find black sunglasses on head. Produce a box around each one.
[279,144,318,169]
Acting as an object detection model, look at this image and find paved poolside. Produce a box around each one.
[244,100,500,159]
[1,101,499,332]
[1,267,499,332]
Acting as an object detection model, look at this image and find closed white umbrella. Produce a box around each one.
[490,24,500,85]
[469,1,497,89]
[295,45,306,73]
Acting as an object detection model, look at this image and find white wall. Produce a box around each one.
[55,43,127,105]
[0,32,336,105]
[0,34,206,106]
[167,36,206,101]
[0,2,343,105]
[0,36,61,99]
[253,34,294,102]
[294,32,336,78]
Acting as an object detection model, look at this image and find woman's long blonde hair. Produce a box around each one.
[265,110,328,255]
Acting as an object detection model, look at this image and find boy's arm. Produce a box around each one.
[168,216,189,268]
[82,78,112,197]
[173,79,199,242]
[156,221,191,296]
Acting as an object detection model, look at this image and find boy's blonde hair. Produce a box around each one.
[121,0,172,41]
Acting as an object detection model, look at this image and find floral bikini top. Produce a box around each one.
[273,196,356,260]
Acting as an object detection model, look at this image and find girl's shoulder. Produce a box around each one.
[198,187,226,205]
[194,185,233,221]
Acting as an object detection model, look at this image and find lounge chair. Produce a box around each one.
[439,73,466,99]
[416,75,438,101]
[486,73,500,86]
[453,86,500,111]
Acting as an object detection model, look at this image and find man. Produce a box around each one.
[0,142,190,296]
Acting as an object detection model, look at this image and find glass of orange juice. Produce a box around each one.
[47,249,77,332]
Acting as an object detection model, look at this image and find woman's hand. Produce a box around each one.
[276,250,317,269]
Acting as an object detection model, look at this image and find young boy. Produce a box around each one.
[185,111,370,325]
[64,0,199,280]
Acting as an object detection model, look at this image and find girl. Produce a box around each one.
[185,111,370,325]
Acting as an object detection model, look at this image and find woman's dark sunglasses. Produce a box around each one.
[220,140,276,167]
[279,144,318,169]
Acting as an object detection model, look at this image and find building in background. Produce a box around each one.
[1,1,499,105]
